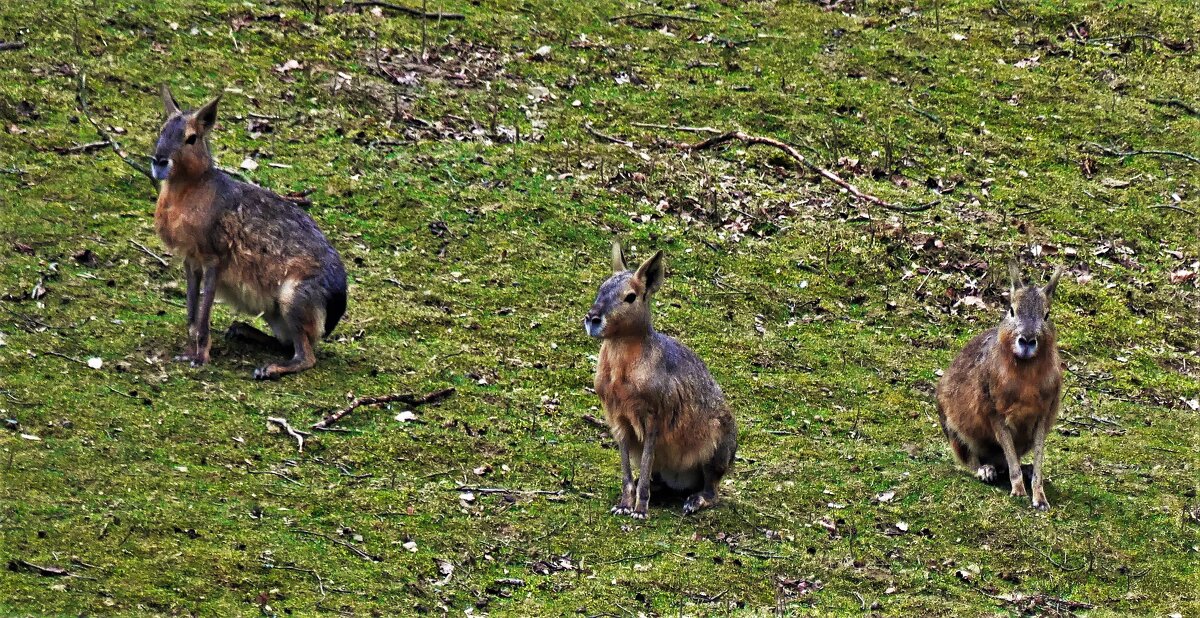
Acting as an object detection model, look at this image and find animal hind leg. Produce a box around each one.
[252,310,318,380]
[225,321,289,352]
[684,431,736,516]
[947,431,996,482]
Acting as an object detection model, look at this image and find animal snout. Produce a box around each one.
[150,156,172,181]
[1014,334,1038,358]
[583,312,604,337]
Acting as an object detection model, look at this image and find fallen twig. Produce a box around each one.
[454,485,565,497]
[631,122,722,135]
[1020,536,1086,572]
[610,12,710,23]
[77,72,157,188]
[129,239,169,267]
[266,563,327,598]
[1085,141,1200,166]
[294,529,382,562]
[53,141,109,155]
[268,416,311,452]
[39,349,86,365]
[312,387,455,430]
[584,122,633,147]
[0,41,25,51]
[675,130,929,213]
[250,468,303,485]
[1149,203,1196,215]
[1084,33,1191,52]
[351,1,465,20]
[7,559,73,577]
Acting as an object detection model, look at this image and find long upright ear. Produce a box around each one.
[161,85,181,116]
[1008,261,1023,297]
[1043,265,1065,299]
[190,94,221,134]
[634,251,665,294]
[611,240,627,273]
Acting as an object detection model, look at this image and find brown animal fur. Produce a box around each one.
[586,242,737,519]
[937,263,1065,510]
[152,86,347,379]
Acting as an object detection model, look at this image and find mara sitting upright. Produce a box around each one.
[585,242,737,519]
[937,263,1065,510]
[151,86,347,379]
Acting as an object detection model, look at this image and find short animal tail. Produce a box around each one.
[324,288,347,337]
[321,258,348,337]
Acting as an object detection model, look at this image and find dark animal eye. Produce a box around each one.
[1009,307,1016,317]
[185,134,197,145]
[1044,311,1050,320]
[624,293,637,303]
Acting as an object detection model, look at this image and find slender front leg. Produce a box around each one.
[189,264,220,367]
[1030,401,1058,511]
[174,260,203,361]
[631,427,658,519]
[611,438,635,516]
[990,416,1025,497]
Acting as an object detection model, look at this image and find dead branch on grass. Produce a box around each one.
[77,72,157,189]
[454,485,566,497]
[294,528,382,562]
[1085,141,1200,166]
[312,387,455,430]
[267,416,311,452]
[129,239,169,267]
[630,122,722,134]
[610,12,709,24]
[351,1,465,20]
[677,130,933,213]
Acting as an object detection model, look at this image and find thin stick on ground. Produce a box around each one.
[1085,142,1200,166]
[294,529,382,562]
[609,12,710,23]
[672,130,933,213]
[583,122,634,147]
[1083,32,1190,52]
[77,72,157,188]
[630,122,722,134]
[53,141,109,154]
[312,387,456,430]
[1149,203,1196,215]
[351,1,464,20]
[453,486,565,497]
[0,41,26,51]
[129,239,169,267]
[267,563,327,598]
[267,416,311,452]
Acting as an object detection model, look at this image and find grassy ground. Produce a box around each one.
[1,0,1198,615]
